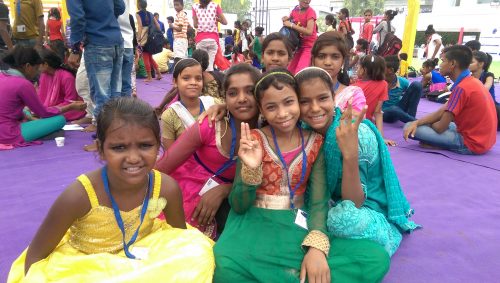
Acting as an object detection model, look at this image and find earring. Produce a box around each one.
[226,109,231,121]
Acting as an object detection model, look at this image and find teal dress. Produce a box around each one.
[324,109,420,256]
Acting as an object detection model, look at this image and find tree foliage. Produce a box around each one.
[182,0,251,20]
[343,0,385,16]
[221,0,252,20]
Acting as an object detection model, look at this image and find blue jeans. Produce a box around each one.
[84,44,124,117]
[404,122,474,155]
[384,82,422,123]
[121,48,134,97]
[14,38,37,48]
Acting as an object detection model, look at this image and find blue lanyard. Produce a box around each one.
[180,98,205,115]
[450,69,471,92]
[192,116,237,181]
[334,81,340,91]
[101,167,152,259]
[270,126,307,209]
[16,0,21,18]
[333,81,340,94]
[215,116,237,176]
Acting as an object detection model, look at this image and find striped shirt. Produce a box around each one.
[174,10,188,39]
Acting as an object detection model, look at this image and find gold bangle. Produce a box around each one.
[302,230,330,256]
[241,163,262,186]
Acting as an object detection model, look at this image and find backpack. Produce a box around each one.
[279,22,300,52]
[376,21,402,57]
[279,6,303,52]
[143,12,165,55]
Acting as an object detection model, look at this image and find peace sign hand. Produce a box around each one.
[238,122,262,169]
[336,103,367,160]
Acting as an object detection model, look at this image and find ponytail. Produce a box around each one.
[385,10,398,22]
[423,58,439,69]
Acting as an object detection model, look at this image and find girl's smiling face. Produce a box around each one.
[225,73,259,121]
[259,84,300,133]
[298,78,335,134]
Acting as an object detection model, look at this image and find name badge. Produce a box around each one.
[130,246,149,260]
[16,25,26,33]
[294,209,308,230]
[199,177,220,196]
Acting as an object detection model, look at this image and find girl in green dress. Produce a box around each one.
[214,69,390,283]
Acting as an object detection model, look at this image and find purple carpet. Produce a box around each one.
[1,76,499,282]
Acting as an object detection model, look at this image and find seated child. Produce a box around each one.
[354,55,396,145]
[383,55,423,124]
[404,45,497,155]
[152,40,174,73]
[398,53,409,78]
[420,58,447,96]
[8,97,214,282]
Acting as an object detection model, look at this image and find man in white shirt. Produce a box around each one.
[425,25,443,60]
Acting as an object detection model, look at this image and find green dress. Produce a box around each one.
[214,129,389,283]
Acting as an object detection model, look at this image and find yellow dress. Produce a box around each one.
[8,170,215,283]
[398,59,409,77]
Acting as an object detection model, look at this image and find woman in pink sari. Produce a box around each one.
[156,64,260,239]
[38,48,86,122]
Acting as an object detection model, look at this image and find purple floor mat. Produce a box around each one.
[1,76,500,282]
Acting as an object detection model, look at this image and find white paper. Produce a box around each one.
[295,209,308,230]
[63,124,85,131]
[130,246,149,260]
[199,177,220,196]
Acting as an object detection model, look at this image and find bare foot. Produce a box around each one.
[82,124,97,132]
[83,142,98,152]
[155,73,162,80]
[71,117,92,125]
[144,77,153,83]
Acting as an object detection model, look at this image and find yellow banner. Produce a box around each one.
[401,0,420,67]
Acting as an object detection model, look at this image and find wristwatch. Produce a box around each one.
[71,42,82,55]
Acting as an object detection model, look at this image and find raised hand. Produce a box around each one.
[238,122,262,169]
[67,53,81,69]
[336,103,367,160]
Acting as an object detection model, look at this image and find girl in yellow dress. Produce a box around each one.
[8,97,215,283]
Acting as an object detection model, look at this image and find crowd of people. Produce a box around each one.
[1,0,498,282]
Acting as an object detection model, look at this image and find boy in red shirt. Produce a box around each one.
[404,45,497,154]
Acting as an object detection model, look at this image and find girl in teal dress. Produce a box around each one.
[296,67,420,257]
